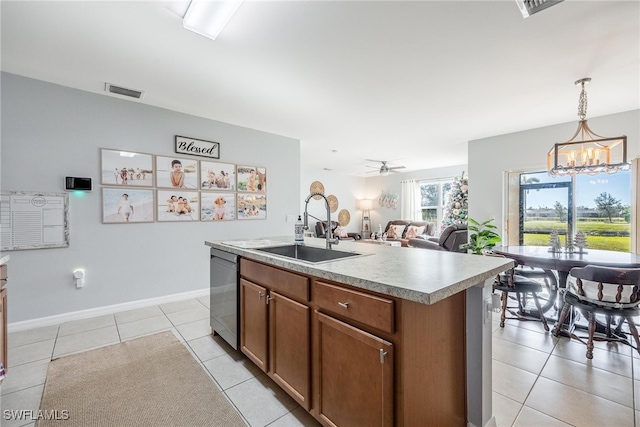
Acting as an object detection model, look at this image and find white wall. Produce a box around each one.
[468,109,640,241]
[299,167,366,235]
[1,73,301,323]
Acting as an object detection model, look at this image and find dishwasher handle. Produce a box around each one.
[210,248,239,264]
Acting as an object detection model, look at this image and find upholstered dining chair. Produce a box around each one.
[553,265,640,359]
[486,253,550,331]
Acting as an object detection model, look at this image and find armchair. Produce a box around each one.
[315,221,361,241]
[407,224,468,253]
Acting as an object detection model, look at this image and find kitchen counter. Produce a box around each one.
[206,237,512,427]
[206,236,513,305]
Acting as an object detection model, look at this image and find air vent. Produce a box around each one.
[104,83,144,99]
[515,0,564,18]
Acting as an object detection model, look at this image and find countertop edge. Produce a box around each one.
[205,240,513,305]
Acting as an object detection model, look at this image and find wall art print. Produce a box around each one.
[100,148,154,187]
[201,192,236,221]
[156,156,199,189]
[200,161,236,191]
[237,194,267,219]
[157,190,200,221]
[102,188,154,224]
[175,135,220,159]
[237,166,266,193]
[379,191,398,209]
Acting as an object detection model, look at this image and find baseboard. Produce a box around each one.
[8,288,210,333]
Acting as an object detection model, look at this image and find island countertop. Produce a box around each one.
[205,237,513,305]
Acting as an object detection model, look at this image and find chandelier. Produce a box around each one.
[547,78,628,177]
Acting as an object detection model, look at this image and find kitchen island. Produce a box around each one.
[206,237,513,427]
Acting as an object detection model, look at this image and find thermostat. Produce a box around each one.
[65,177,92,191]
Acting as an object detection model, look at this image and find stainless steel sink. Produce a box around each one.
[255,244,363,264]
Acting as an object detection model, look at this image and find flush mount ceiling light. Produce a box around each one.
[547,78,628,177]
[183,0,243,41]
[515,0,564,18]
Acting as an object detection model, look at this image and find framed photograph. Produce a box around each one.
[200,161,236,191]
[237,194,267,220]
[175,135,220,159]
[102,188,154,224]
[156,156,199,189]
[237,165,267,193]
[100,148,153,187]
[201,192,236,221]
[157,190,200,222]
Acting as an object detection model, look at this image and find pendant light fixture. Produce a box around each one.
[547,78,628,177]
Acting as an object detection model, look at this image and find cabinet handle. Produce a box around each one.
[259,292,265,301]
[379,349,388,364]
[337,302,349,309]
[266,295,274,305]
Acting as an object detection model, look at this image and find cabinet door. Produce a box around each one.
[316,312,393,427]
[269,292,310,410]
[240,279,268,372]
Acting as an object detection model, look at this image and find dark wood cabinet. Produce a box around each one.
[240,279,268,372]
[239,257,467,427]
[240,259,312,409]
[269,292,310,409]
[316,312,393,427]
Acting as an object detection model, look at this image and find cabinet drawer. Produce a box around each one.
[241,258,309,302]
[314,281,394,334]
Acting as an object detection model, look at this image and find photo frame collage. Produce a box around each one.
[100,148,267,224]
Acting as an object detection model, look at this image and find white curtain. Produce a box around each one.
[401,179,420,220]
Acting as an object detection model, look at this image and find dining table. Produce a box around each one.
[492,245,640,289]
[492,245,640,328]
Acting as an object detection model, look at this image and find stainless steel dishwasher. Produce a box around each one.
[210,248,240,350]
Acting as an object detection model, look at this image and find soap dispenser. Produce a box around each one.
[294,215,304,245]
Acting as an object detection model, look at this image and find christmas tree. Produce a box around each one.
[441,172,468,230]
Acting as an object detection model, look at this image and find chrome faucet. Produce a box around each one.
[304,192,339,249]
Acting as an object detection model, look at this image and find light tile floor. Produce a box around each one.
[2,296,639,426]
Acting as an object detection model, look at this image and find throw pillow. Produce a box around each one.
[386,225,397,239]
[334,226,349,238]
[405,225,425,239]
[391,224,406,238]
[414,225,426,236]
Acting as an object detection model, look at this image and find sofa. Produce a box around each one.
[380,220,436,247]
[408,223,468,252]
[315,221,361,241]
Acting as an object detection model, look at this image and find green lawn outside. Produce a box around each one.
[523,233,630,252]
[523,220,630,234]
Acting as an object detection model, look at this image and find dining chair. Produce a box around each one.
[553,265,640,359]
[487,253,550,331]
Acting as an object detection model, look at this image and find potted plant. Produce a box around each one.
[462,217,502,254]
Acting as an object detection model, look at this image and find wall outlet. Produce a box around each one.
[286,215,296,223]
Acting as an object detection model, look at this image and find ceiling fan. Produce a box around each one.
[365,159,406,176]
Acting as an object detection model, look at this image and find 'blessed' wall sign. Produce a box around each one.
[175,135,220,159]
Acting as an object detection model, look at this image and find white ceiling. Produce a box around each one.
[1,1,638,176]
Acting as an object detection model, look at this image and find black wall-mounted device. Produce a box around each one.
[65,177,92,191]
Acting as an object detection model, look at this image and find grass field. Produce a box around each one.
[522,219,631,251]
[523,220,630,233]
[523,234,630,252]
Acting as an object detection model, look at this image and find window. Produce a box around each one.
[514,170,631,252]
[419,179,452,230]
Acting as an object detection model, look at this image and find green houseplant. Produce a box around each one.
[462,217,502,254]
